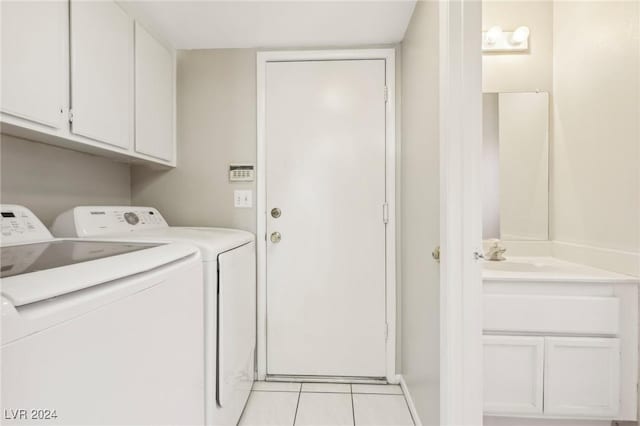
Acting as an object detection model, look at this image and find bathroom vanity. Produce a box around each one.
[483,257,639,423]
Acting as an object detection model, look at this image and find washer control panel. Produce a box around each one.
[1,205,52,245]
[51,206,169,238]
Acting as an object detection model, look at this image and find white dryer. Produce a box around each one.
[52,206,256,426]
[1,205,205,425]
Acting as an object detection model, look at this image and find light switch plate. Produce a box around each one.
[234,190,252,208]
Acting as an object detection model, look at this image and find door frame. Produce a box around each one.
[256,49,397,383]
[438,1,484,425]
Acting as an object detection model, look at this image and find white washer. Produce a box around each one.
[1,205,205,425]
[52,206,256,426]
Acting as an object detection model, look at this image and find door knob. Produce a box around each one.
[270,232,282,243]
[271,208,281,218]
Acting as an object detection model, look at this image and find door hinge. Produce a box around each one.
[385,323,389,341]
[68,109,74,123]
[384,86,389,103]
[382,203,389,224]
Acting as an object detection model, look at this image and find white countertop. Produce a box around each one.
[483,256,639,284]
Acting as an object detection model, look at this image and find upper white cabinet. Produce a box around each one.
[134,22,174,162]
[1,1,67,129]
[70,0,134,150]
[1,0,174,166]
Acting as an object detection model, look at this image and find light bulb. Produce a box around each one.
[511,26,530,45]
[486,26,503,45]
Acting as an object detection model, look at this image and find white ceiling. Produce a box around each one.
[118,1,417,50]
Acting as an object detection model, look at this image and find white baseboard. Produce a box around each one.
[552,240,640,278]
[398,374,423,426]
[267,375,384,384]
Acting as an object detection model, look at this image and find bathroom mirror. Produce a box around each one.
[483,91,549,240]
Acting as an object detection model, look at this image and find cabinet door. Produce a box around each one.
[544,337,620,417]
[1,1,67,128]
[70,0,133,149]
[483,335,544,415]
[134,22,174,162]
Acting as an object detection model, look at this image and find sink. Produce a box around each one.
[482,256,638,283]
[483,259,569,274]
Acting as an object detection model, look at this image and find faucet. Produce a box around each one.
[485,239,506,261]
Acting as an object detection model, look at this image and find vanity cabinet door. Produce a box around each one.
[483,335,544,415]
[70,0,133,149]
[544,337,620,418]
[1,1,67,129]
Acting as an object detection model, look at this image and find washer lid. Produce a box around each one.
[1,240,199,307]
[1,240,159,278]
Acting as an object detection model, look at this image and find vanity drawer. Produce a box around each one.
[484,294,620,335]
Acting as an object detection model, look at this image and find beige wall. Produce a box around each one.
[482,1,553,94]
[0,134,131,226]
[400,1,440,424]
[131,49,258,232]
[551,1,640,255]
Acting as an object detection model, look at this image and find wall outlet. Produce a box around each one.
[234,190,252,208]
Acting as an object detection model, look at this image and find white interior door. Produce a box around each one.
[265,59,387,378]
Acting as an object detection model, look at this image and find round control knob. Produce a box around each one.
[124,212,140,225]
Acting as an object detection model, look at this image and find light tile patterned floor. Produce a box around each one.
[238,382,414,426]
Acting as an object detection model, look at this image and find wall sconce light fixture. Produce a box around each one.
[482,26,530,53]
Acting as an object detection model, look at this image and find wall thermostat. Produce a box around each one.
[229,164,255,182]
